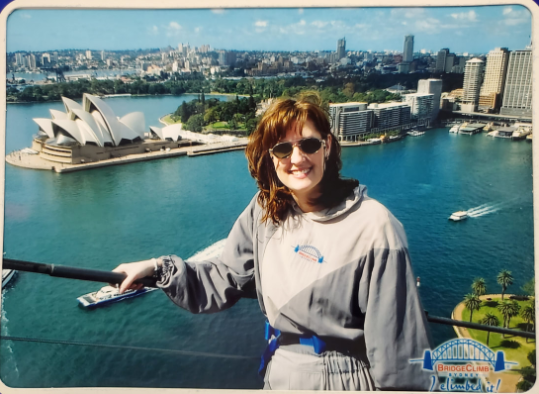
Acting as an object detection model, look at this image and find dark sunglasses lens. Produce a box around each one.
[272,143,293,158]
[301,138,322,153]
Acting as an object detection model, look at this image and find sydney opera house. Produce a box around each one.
[30,93,187,164]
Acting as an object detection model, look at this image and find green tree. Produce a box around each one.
[521,303,535,343]
[464,294,482,322]
[480,313,499,346]
[204,107,218,124]
[522,278,535,298]
[472,278,487,296]
[528,349,536,367]
[497,270,514,300]
[497,300,514,332]
[180,102,191,123]
[201,91,206,106]
[185,114,205,132]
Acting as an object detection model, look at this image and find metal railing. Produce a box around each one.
[2,258,536,340]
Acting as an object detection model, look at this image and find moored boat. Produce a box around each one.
[77,285,157,308]
[2,269,15,288]
[407,130,425,137]
[449,125,460,133]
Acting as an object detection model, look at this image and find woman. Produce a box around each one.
[114,93,433,391]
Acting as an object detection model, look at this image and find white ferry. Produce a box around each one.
[449,211,468,221]
[367,138,382,144]
[77,285,157,308]
[407,130,425,137]
[2,269,15,288]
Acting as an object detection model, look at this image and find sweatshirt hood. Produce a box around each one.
[294,184,367,222]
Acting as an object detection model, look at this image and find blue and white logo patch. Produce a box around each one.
[293,244,325,263]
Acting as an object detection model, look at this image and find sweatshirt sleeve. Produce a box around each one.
[358,214,433,391]
[155,196,258,314]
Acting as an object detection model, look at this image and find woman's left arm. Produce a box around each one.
[359,213,433,391]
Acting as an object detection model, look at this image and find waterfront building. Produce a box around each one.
[403,35,414,62]
[367,102,411,131]
[402,93,434,121]
[337,38,346,60]
[417,78,442,120]
[329,102,374,141]
[500,49,532,117]
[26,54,36,70]
[480,48,509,110]
[41,53,51,66]
[30,94,184,165]
[478,92,498,112]
[461,58,484,113]
[15,52,24,66]
[436,48,449,72]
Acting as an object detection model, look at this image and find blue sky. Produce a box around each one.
[7,6,533,54]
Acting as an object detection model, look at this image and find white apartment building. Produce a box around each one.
[417,78,442,120]
[329,102,374,141]
[367,102,411,131]
[500,49,532,117]
[462,58,484,112]
[402,93,434,120]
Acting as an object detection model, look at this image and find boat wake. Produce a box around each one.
[187,239,227,261]
[466,198,518,218]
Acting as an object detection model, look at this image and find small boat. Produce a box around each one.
[512,127,532,141]
[2,269,15,288]
[526,133,532,143]
[367,138,382,144]
[407,131,425,137]
[449,211,468,221]
[449,125,460,133]
[77,285,157,308]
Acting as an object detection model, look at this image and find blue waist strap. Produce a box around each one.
[259,321,327,378]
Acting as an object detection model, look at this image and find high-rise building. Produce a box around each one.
[41,53,51,66]
[403,35,414,62]
[417,78,443,120]
[500,49,532,117]
[337,38,346,60]
[462,58,484,112]
[444,53,455,73]
[480,48,509,97]
[101,50,105,61]
[218,51,236,67]
[26,54,36,70]
[329,102,373,141]
[86,50,92,60]
[436,48,449,72]
[367,102,411,130]
[15,52,24,66]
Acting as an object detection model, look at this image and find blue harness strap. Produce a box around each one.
[258,321,327,378]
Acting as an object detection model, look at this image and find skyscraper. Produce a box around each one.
[436,48,449,72]
[337,38,346,60]
[481,48,509,97]
[86,50,92,60]
[500,49,532,117]
[403,35,414,62]
[417,79,443,120]
[462,58,484,112]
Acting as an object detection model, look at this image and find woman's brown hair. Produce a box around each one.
[245,92,358,224]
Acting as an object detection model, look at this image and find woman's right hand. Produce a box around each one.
[113,259,157,294]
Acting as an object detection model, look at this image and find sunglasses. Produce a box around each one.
[269,138,326,159]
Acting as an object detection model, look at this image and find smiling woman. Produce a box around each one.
[114,92,434,391]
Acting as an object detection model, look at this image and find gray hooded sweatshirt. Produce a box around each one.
[158,185,433,391]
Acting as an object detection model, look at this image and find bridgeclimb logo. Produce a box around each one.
[293,244,325,263]
[411,338,518,392]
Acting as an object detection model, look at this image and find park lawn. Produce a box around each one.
[208,121,247,131]
[462,298,535,371]
[162,114,181,125]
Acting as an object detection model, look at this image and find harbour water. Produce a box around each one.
[1,96,534,388]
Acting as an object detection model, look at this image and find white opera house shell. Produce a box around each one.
[30,93,184,165]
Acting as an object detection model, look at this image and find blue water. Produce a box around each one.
[1,97,534,388]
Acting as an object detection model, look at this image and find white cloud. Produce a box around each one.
[211,9,226,14]
[194,27,202,33]
[255,20,268,27]
[298,8,304,15]
[311,20,328,28]
[164,21,182,37]
[503,7,513,15]
[169,21,181,30]
[502,8,530,26]
[148,25,159,36]
[299,19,306,26]
[415,17,441,32]
[391,8,426,19]
[450,10,477,22]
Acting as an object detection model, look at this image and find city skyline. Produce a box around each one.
[7,6,532,54]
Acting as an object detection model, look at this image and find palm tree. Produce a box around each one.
[507,301,521,329]
[497,300,513,337]
[497,270,514,300]
[521,303,535,343]
[481,313,499,346]
[472,278,487,296]
[464,294,482,322]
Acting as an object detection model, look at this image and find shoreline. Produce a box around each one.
[452,294,525,393]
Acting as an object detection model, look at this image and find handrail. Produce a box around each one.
[2,258,535,339]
